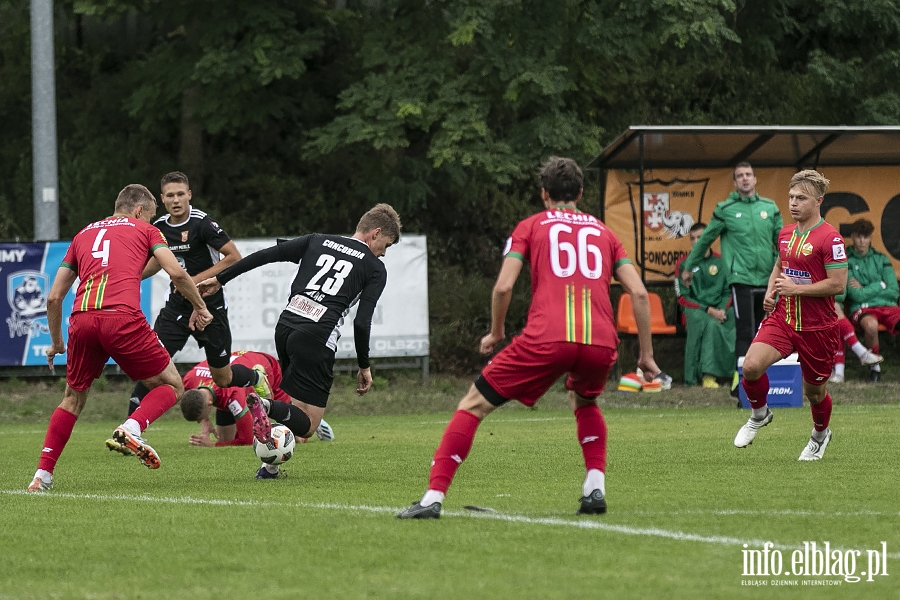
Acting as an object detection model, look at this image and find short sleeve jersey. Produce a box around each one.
[155,208,232,311]
[62,216,168,316]
[505,208,630,349]
[772,219,847,331]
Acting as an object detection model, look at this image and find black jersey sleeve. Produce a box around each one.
[217,235,312,285]
[352,267,387,369]
[198,215,232,252]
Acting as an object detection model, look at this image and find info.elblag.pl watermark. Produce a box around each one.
[741,541,889,586]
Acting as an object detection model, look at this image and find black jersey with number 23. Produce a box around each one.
[216,233,387,351]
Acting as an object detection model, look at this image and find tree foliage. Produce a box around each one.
[3,0,900,369]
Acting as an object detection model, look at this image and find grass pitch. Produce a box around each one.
[1,386,898,599]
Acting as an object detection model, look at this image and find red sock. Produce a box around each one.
[574,405,607,472]
[129,385,177,432]
[838,318,858,347]
[428,410,480,493]
[873,344,880,355]
[811,394,832,432]
[37,408,78,474]
[741,373,769,410]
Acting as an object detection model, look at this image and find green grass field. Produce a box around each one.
[1,376,898,599]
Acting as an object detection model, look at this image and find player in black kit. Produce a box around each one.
[198,203,401,478]
[110,173,269,440]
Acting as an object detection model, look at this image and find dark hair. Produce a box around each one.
[539,156,583,202]
[180,388,208,422]
[690,222,707,234]
[114,184,156,214]
[733,161,753,179]
[850,218,875,237]
[161,171,190,191]
[356,203,402,242]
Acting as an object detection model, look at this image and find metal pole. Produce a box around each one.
[31,0,59,241]
[638,133,645,283]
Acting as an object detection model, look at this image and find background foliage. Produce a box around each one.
[3,0,900,371]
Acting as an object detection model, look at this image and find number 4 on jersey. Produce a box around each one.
[92,229,111,267]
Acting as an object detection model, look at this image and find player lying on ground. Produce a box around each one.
[176,351,334,454]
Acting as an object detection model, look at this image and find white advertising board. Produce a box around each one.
[151,235,429,364]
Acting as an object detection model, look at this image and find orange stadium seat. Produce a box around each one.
[616,292,677,335]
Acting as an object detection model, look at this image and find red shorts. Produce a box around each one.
[66,311,171,391]
[851,306,900,335]
[480,339,617,406]
[752,316,840,385]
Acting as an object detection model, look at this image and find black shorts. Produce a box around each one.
[215,408,236,427]
[154,304,232,368]
[274,322,335,408]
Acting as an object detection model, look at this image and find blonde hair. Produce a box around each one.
[356,203,402,242]
[790,170,830,198]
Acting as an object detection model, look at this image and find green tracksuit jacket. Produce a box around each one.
[683,191,782,287]
[845,246,899,313]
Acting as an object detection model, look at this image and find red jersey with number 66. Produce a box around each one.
[504,208,630,349]
[61,216,168,316]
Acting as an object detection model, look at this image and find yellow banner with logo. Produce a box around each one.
[604,167,900,282]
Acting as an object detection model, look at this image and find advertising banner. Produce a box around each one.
[0,242,153,367]
[154,235,430,364]
[605,166,900,282]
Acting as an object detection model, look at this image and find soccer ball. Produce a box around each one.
[253,425,296,465]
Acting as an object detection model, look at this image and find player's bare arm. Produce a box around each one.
[141,255,163,280]
[197,277,222,297]
[481,256,524,354]
[774,266,847,298]
[615,261,661,380]
[153,246,212,330]
[44,266,77,369]
[189,240,242,284]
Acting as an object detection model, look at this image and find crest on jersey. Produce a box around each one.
[181,231,189,243]
[643,192,695,239]
[801,242,813,256]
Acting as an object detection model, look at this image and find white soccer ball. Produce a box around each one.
[253,425,296,465]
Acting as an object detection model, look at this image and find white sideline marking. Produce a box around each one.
[5,490,898,559]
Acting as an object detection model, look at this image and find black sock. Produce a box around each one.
[267,401,312,438]
[228,364,256,387]
[128,381,149,416]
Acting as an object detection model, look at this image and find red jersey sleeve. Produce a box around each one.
[214,388,254,446]
[505,218,534,261]
[823,230,848,269]
[61,243,77,271]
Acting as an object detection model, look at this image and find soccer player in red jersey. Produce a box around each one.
[398,157,663,519]
[177,350,334,452]
[27,184,213,492]
[733,170,847,460]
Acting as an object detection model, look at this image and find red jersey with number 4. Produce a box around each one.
[772,219,847,331]
[62,217,167,316]
[505,208,630,349]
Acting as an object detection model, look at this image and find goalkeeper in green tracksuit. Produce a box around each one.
[675,223,736,387]
[681,162,781,394]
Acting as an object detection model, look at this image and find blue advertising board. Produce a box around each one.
[0,242,153,367]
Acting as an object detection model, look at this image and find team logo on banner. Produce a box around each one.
[642,191,696,239]
[6,271,49,338]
